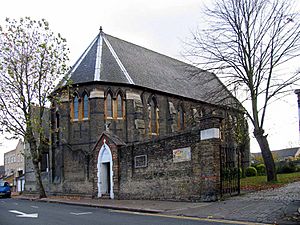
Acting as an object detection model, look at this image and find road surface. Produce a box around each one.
[0,198,261,225]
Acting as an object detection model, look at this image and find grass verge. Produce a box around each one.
[241,171,300,191]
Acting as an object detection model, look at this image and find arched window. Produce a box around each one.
[149,96,158,134]
[178,105,185,130]
[116,93,124,119]
[73,95,79,120]
[106,92,113,118]
[82,93,89,119]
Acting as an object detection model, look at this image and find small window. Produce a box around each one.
[83,94,89,119]
[73,95,79,120]
[178,105,185,130]
[149,97,158,134]
[106,92,113,118]
[117,94,124,118]
[41,153,49,172]
[134,155,147,168]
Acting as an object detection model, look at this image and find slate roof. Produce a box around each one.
[62,29,240,107]
[252,147,300,159]
[92,131,126,153]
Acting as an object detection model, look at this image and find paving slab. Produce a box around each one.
[16,195,210,214]
[166,182,300,224]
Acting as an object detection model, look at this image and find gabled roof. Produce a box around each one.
[61,29,240,107]
[273,147,300,158]
[92,131,126,153]
[252,147,300,159]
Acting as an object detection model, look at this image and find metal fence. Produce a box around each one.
[220,146,240,197]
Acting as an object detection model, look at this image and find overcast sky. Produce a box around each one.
[0,0,299,165]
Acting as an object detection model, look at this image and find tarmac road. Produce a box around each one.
[0,198,264,225]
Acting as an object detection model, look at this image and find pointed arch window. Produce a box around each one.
[178,105,185,130]
[116,93,124,119]
[149,96,159,135]
[106,92,113,118]
[82,93,89,119]
[73,95,79,120]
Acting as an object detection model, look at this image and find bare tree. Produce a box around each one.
[187,0,300,181]
[0,17,69,197]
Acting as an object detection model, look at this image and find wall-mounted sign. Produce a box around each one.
[173,147,191,163]
[200,128,220,140]
[134,155,147,168]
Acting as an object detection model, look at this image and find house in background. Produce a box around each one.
[24,107,50,193]
[252,147,300,163]
[0,165,4,179]
[4,139,25,192]
[272,147,300,161]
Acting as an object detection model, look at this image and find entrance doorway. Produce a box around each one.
[100,162,110,194]
[97,142,114,199]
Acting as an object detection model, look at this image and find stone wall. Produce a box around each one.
[118,128,221,201]
[45,83,249,200]
[51,84,216,152]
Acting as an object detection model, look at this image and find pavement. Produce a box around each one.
[15,181,300,225]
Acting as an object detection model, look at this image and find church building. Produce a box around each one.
[25,28,250,201]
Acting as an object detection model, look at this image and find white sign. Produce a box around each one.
[200,128,220,140]
[173,147,191,163]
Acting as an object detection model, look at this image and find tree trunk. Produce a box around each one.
[33,160,47,198]
[254,129,277,182]
[27,131,47,199]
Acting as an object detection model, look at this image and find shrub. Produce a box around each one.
[245,166,257,177]
[256,164,266,176]
[240,168,247,178]
[277,161,297,174]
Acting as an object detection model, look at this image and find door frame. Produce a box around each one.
[97,141,114,199]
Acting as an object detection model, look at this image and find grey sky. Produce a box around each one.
[0,0,299,165]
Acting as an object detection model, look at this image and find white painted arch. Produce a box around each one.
[97,141,114,199]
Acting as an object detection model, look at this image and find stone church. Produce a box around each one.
[25,28,250,201]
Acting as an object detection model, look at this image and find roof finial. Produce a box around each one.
[99,26,103,33]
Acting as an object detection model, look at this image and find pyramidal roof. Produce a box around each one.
[62,28,239,106]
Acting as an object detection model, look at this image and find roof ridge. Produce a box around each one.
[273,147,300,152]
[105,33,241,107]
[63,35,98,86]
[94,33,103,81]
[103,34,134,85]
[57,30,242,109]
[105,33,195,69]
